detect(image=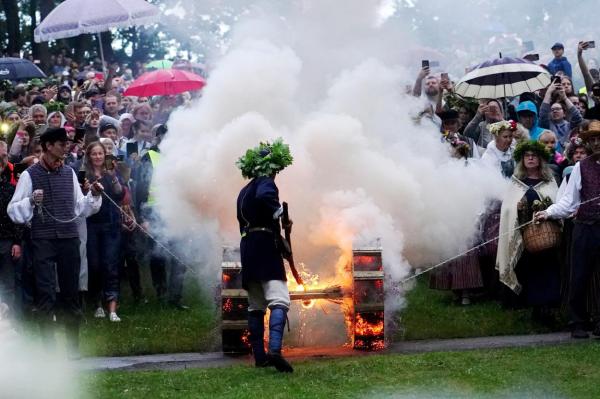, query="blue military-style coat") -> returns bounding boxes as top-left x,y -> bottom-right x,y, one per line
236,176 -> 286,288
